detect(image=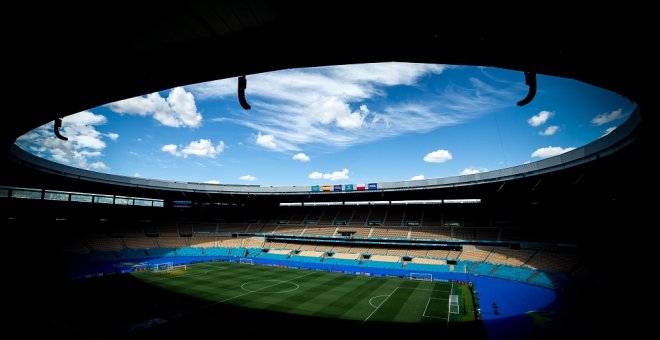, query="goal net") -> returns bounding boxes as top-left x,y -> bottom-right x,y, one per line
239,258 -> 254,265
409,272 -> 433,281
153,262 -> 173,272
449,295 -> 459,314
153,262 -> 188,273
